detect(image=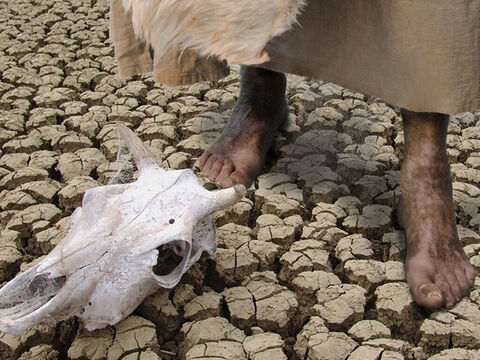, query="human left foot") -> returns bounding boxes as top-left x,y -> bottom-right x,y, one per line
398,110 -> 476,309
